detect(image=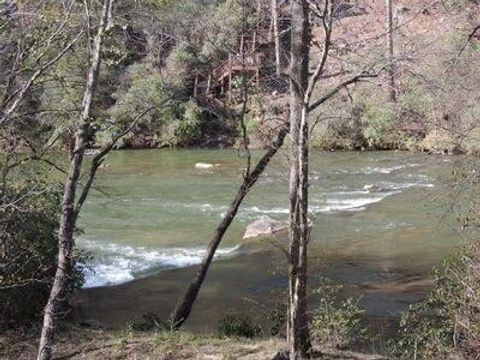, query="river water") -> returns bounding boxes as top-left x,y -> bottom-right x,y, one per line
76,149 -> 460,328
